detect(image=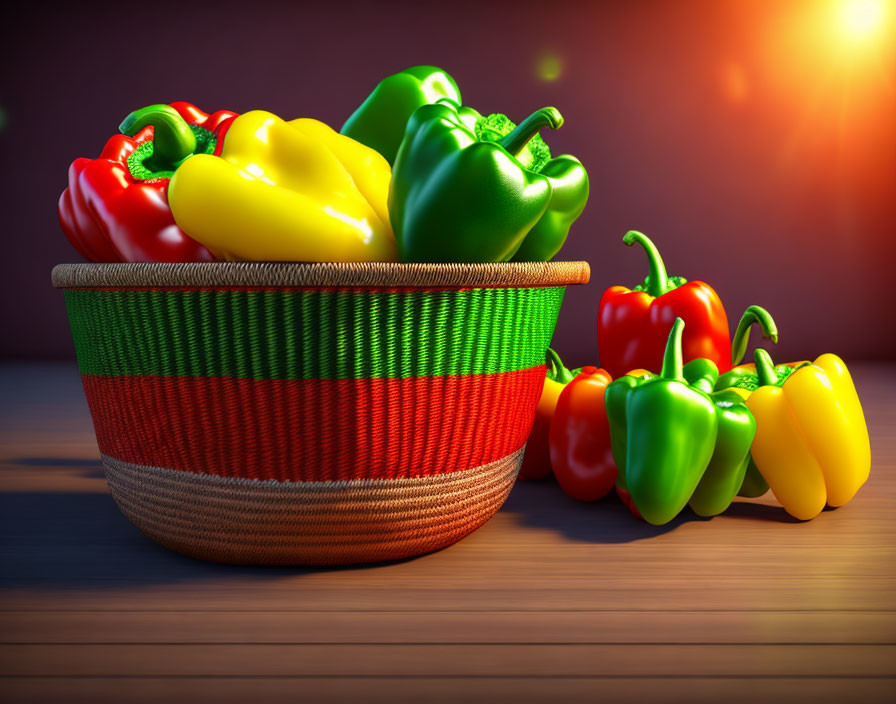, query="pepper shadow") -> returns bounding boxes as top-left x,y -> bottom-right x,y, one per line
0,490 -> 418,589
722,499 -> 804,523
499,478 -> 702,543
501,477 -> 803,541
